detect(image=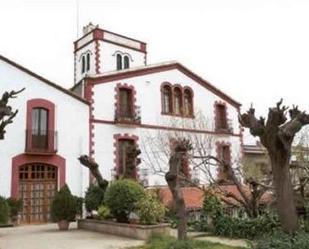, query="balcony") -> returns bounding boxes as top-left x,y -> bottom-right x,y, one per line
25,130 -> 58,154
114,106 -> 141,126
215,119 -> 234,134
